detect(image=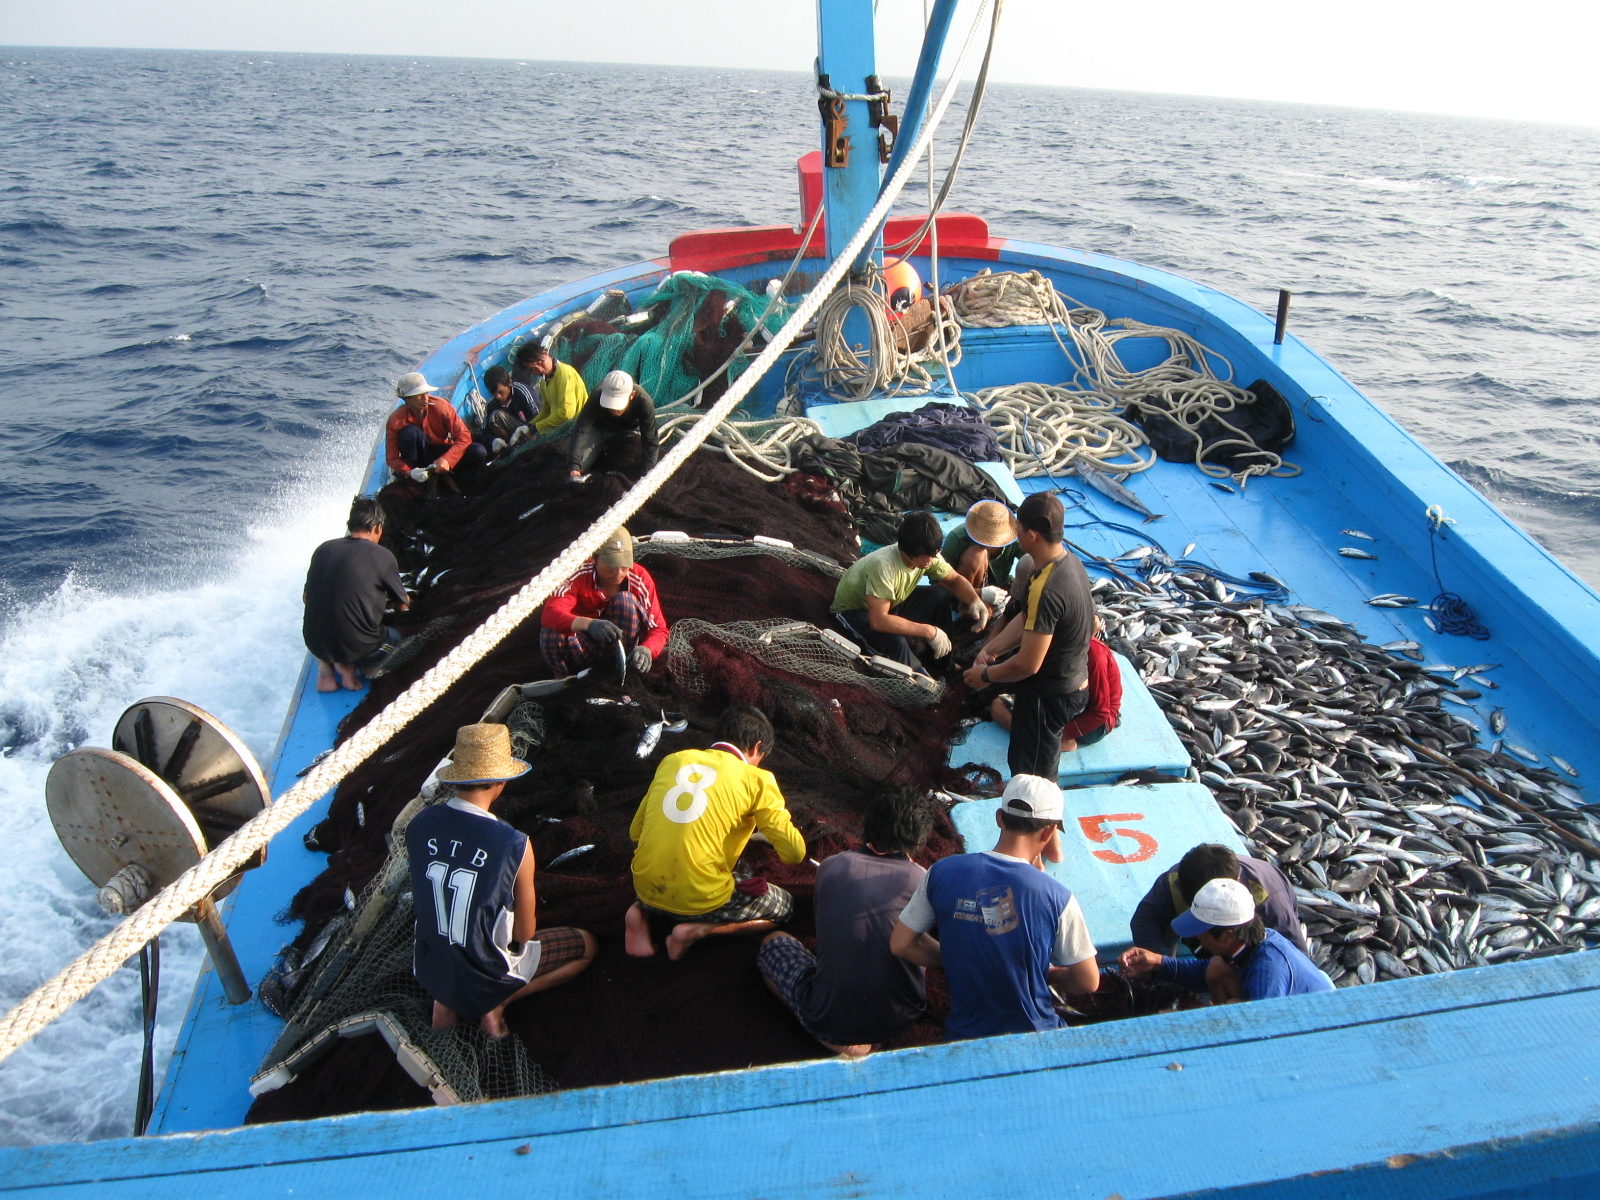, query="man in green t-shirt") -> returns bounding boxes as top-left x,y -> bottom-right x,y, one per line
941,499 -> 1020,596
831,512 -> 988,673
